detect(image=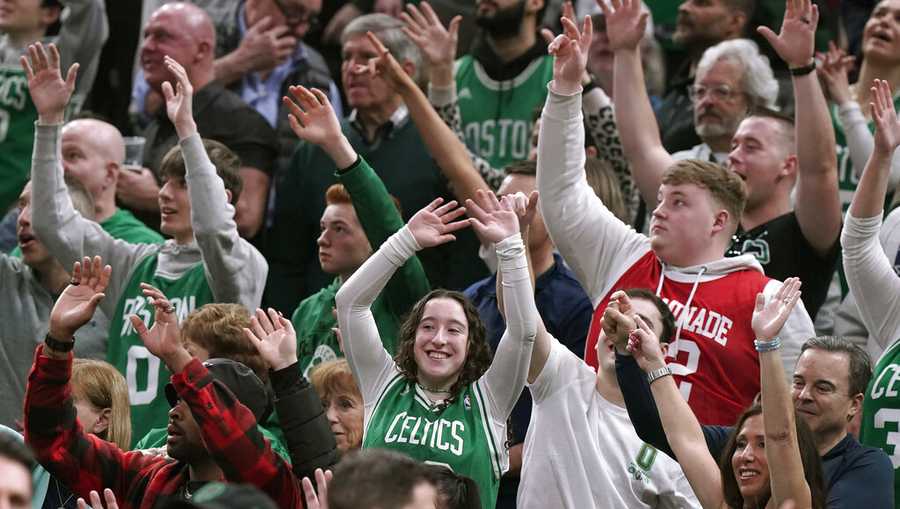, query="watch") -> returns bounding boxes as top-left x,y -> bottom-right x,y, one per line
646,366 -> 672,384
44,333 -> 75,352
